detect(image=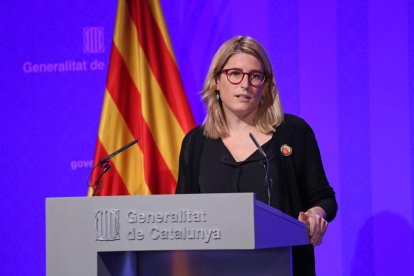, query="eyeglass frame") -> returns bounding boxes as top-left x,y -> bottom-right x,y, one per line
217,68 -> 267,87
